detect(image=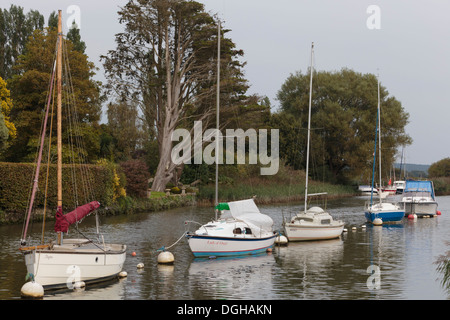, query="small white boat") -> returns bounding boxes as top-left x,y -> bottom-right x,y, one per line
187,199 -> 277,257
393,180 -> 405,194
400,180 -> 438,216
22,239 -> 126,289
19,11 -> 126,291
283,206 -> 344,241
186,23 -> 276,258
282,43 -> 344,242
